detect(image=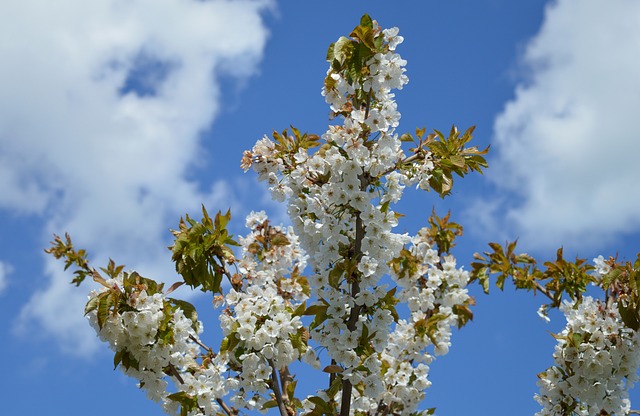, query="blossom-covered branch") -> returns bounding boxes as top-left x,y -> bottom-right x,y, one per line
46,13 -> 637,416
